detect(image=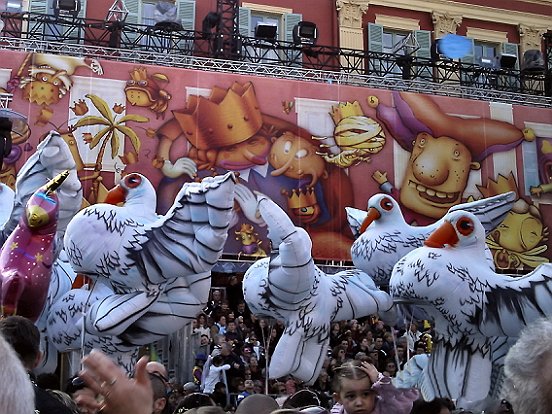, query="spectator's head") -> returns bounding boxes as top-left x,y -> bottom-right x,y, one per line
174,392 -> 215,411
183,381 -> 199,395
244,379 -> 255,393
410,398 -> 455,414
235,394 -> 279,414
212,355 -> 224,367
332,360 -> 377,414
282,389 -> 322,409
503,316 -> 552,414
200,334 -> 210,346
211,289 -> 222,302
213,381 -> 226,394
0,315 -> 41,370
0,333 -> 36,414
